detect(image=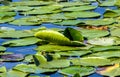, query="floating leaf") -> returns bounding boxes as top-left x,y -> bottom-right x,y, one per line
0,12 -> 16,17
57,50 -> 91,56
59,66 -> 95,76
96,64 -> 120,77
7,70 -> 28,77
80,29 -> 109,39
64,27 -> 84,42
9,16 -> 42,26
39,59 -> 70,69
84,18 -> 115,26
71,57 -> 111,66
111,28 -> 120,37
0,16 -> 14,23
64,11 -> 100,18
62,5 -> 97,12
88,37 -> 114,46
0,30 -> 34,38
0,66 -> 6,73
12,6 -> 34,11
87,51 -> 120,58
100,0 -> 115,6
13,64 -> 57,74
0,46 -> 6,51
0,6 -> 13,12
10,1 -> 54,6
36,45 -> 81,52
2,37 -> 40,46
90,46 -> 120,52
